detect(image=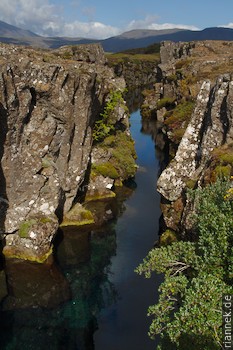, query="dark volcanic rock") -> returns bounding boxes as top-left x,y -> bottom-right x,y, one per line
0,43 -> 131,261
